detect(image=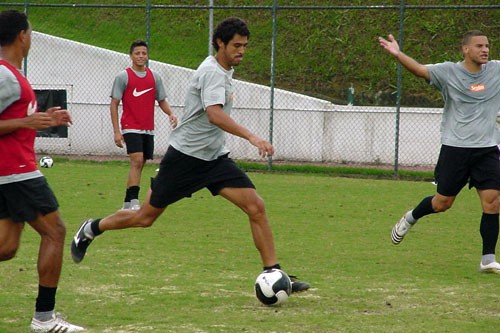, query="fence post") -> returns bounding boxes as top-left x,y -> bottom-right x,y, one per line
23,0 -> 30,76
145,0 -> 152,54
208,0 -> 214,56
393,0 -> 406,177
267,0 -> 278,171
